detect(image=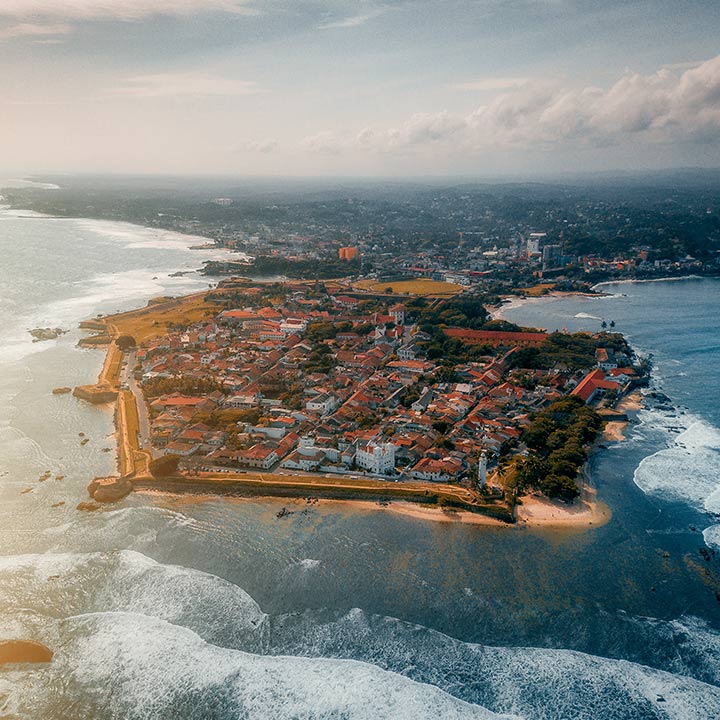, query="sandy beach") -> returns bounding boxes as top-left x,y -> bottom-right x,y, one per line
515,486 -> 611,529
602,391 -> 644,442
137,484 -> 612,530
